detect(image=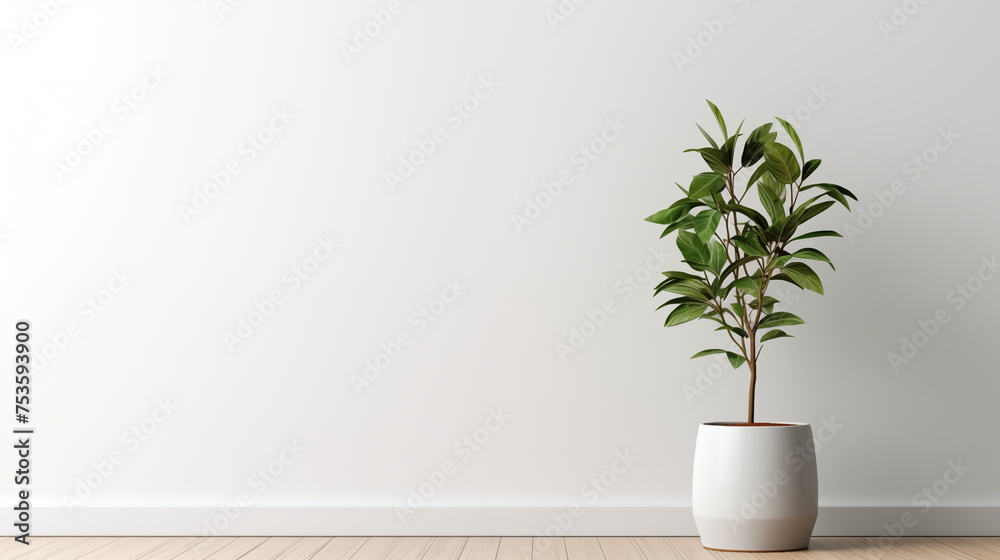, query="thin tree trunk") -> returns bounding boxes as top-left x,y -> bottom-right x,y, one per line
747,338 -> 757,423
